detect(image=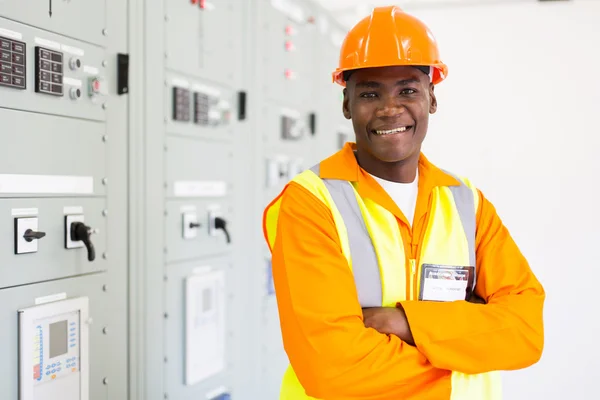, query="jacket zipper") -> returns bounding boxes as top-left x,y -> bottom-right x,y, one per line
409,259 -> 416,300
